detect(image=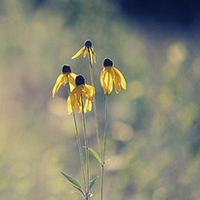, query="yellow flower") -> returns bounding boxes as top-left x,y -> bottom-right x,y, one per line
100,58 -> 127,94
52,65 -> 76,97
67,74 -> 95,114
71,40 -> 96,64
